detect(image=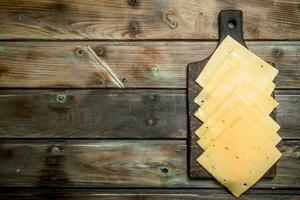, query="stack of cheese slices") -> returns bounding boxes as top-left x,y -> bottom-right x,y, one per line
194,36 -> 282,197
